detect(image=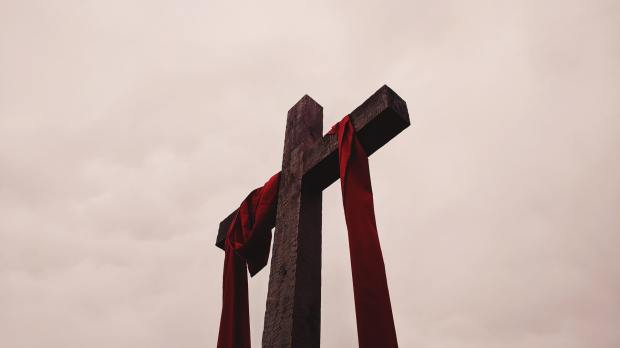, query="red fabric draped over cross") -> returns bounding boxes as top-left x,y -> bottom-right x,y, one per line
217,116 -> 398,348
217,173 -> 280,348
329,115 -> 398,348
